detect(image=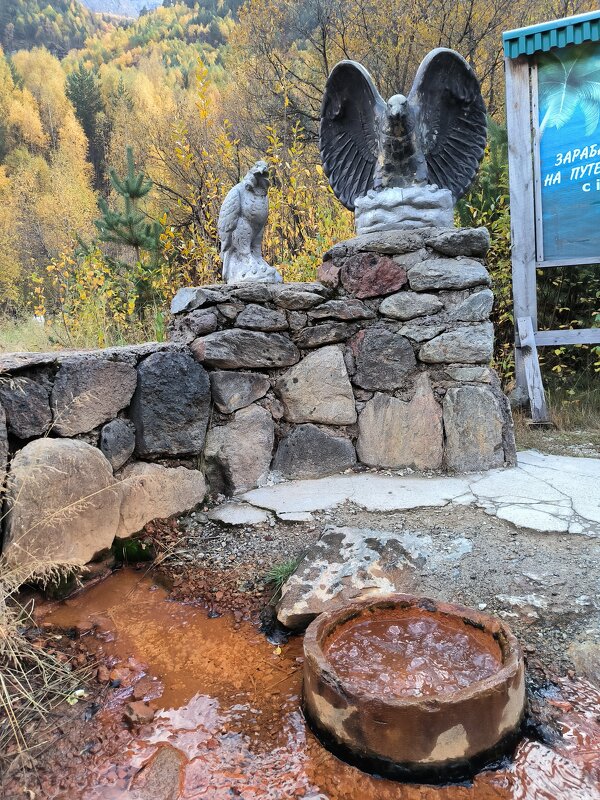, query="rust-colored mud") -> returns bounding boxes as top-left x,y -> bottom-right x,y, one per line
325,610 -> 502,698
41,569 -> 600,800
